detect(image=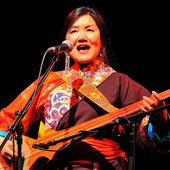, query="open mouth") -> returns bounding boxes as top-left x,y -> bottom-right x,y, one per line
77,45 -> 90,51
